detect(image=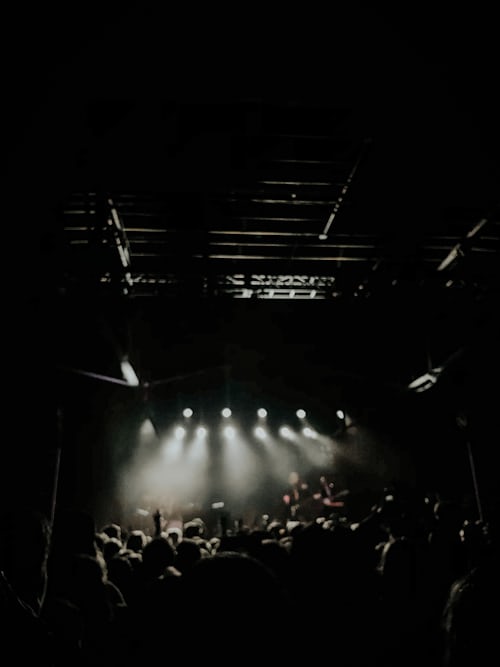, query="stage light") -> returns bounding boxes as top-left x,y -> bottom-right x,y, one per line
296,409 -> 306,419
302,426 -> 318,438
174,426 -> 186,440
212,501 -> 225,509
408,368 -> 442,392
196,426 -> 207,438
279,426 -> 294,440
223,425 -> 236,439
257,408 -> 267,418
222,408 -> 232,418
120,358 -> 140,386
336,409 -> 345,420
254,426 -> 267,440
183,408 -> 193,418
